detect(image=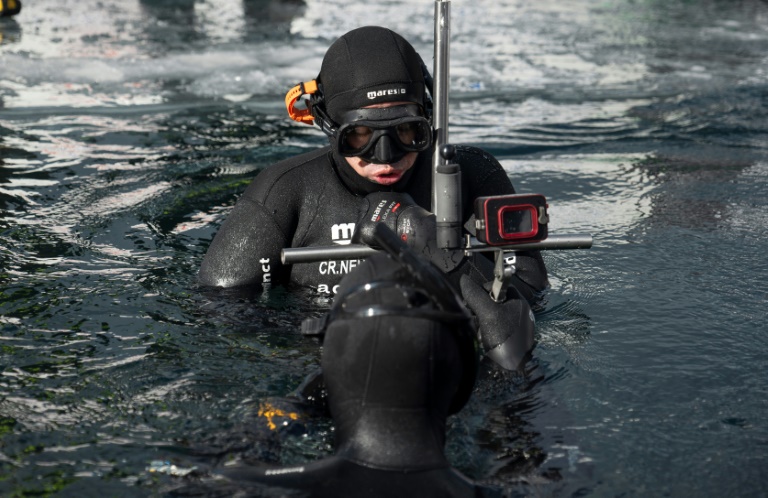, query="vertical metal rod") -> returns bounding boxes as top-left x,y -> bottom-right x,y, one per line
432,0 -> 462,249
432,0 -> 451,177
